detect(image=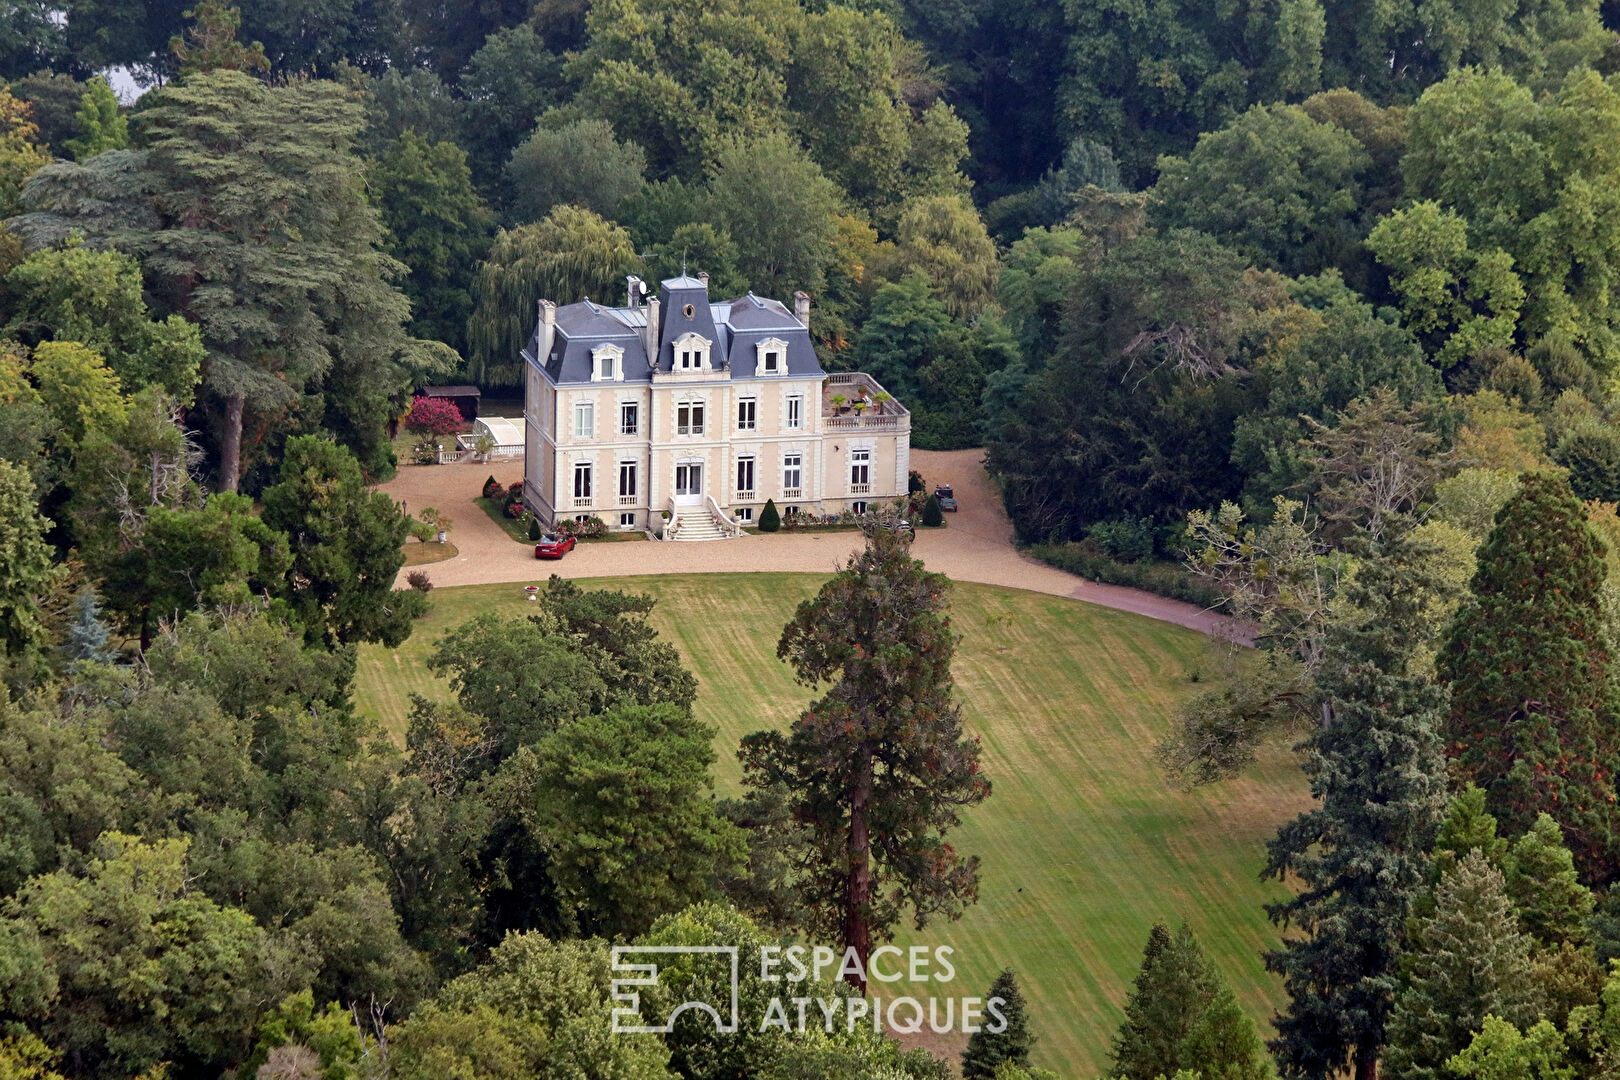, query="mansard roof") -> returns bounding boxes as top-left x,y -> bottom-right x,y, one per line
525,276 -> 824,385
